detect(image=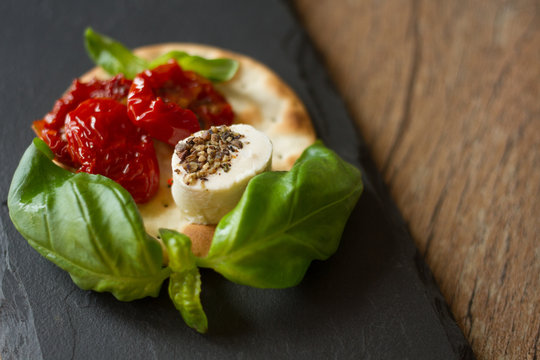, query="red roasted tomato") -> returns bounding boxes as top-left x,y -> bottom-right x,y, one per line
33,75 -> 133,166
65,98 -> 159,203
127,60 -> 233,146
